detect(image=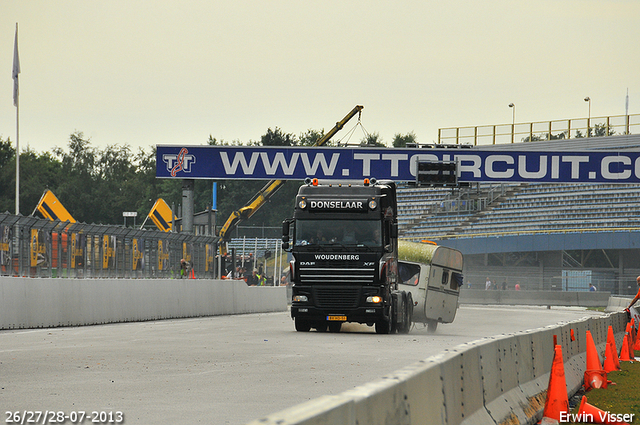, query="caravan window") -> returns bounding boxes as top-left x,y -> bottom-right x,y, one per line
398,262 -> 421,286
451,272 -> 463,290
